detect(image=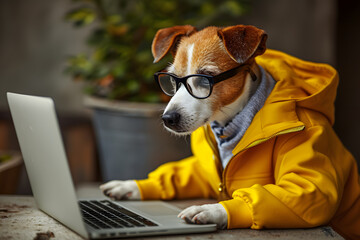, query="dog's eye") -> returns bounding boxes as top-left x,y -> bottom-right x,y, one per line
198,77 -> 210,87
158,74 -> 178,96
186,76 -> 211,98
188,76 -> 210,87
